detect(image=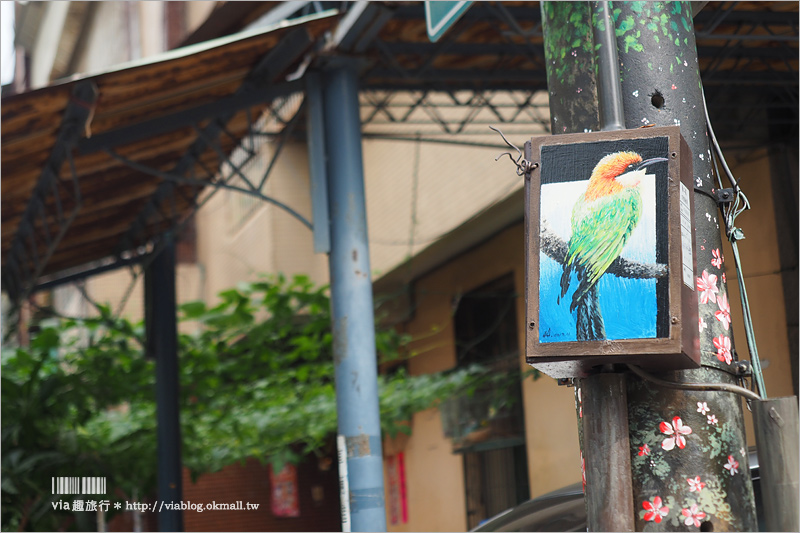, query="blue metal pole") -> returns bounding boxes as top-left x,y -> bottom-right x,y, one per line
146,233 -> 184,532
319,63 -> 387,532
